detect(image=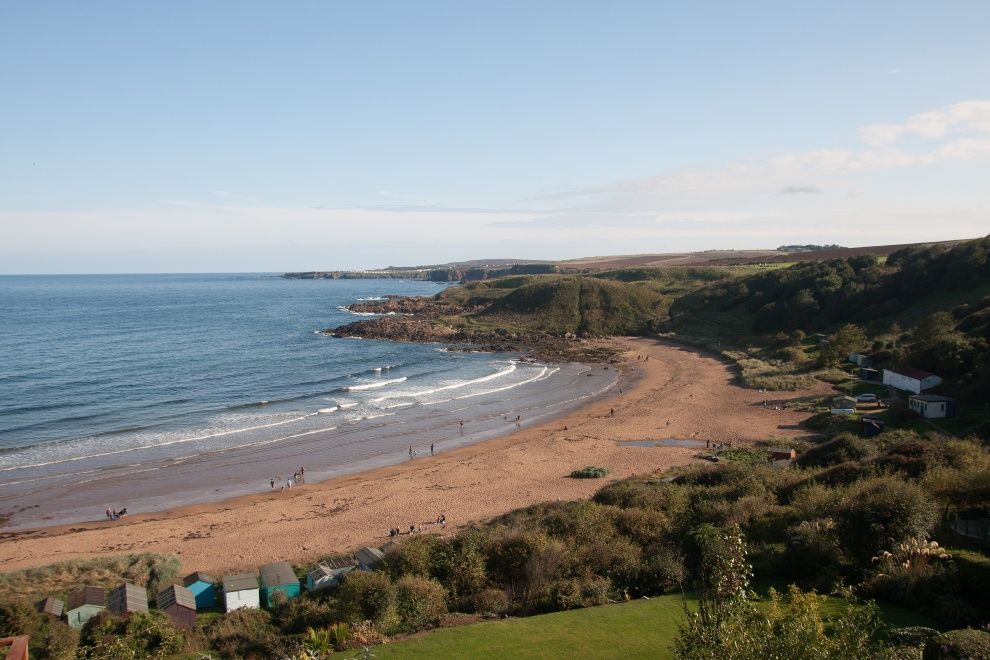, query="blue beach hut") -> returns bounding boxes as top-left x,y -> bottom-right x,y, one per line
260,562 -> 301,608
183,572 -> 217,609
